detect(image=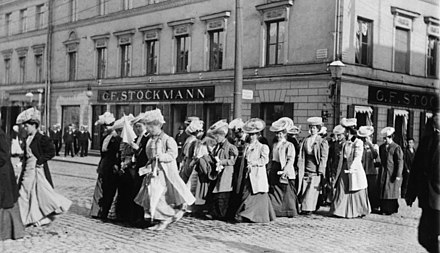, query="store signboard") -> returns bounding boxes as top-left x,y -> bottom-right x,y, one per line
368,86 -> 437,109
